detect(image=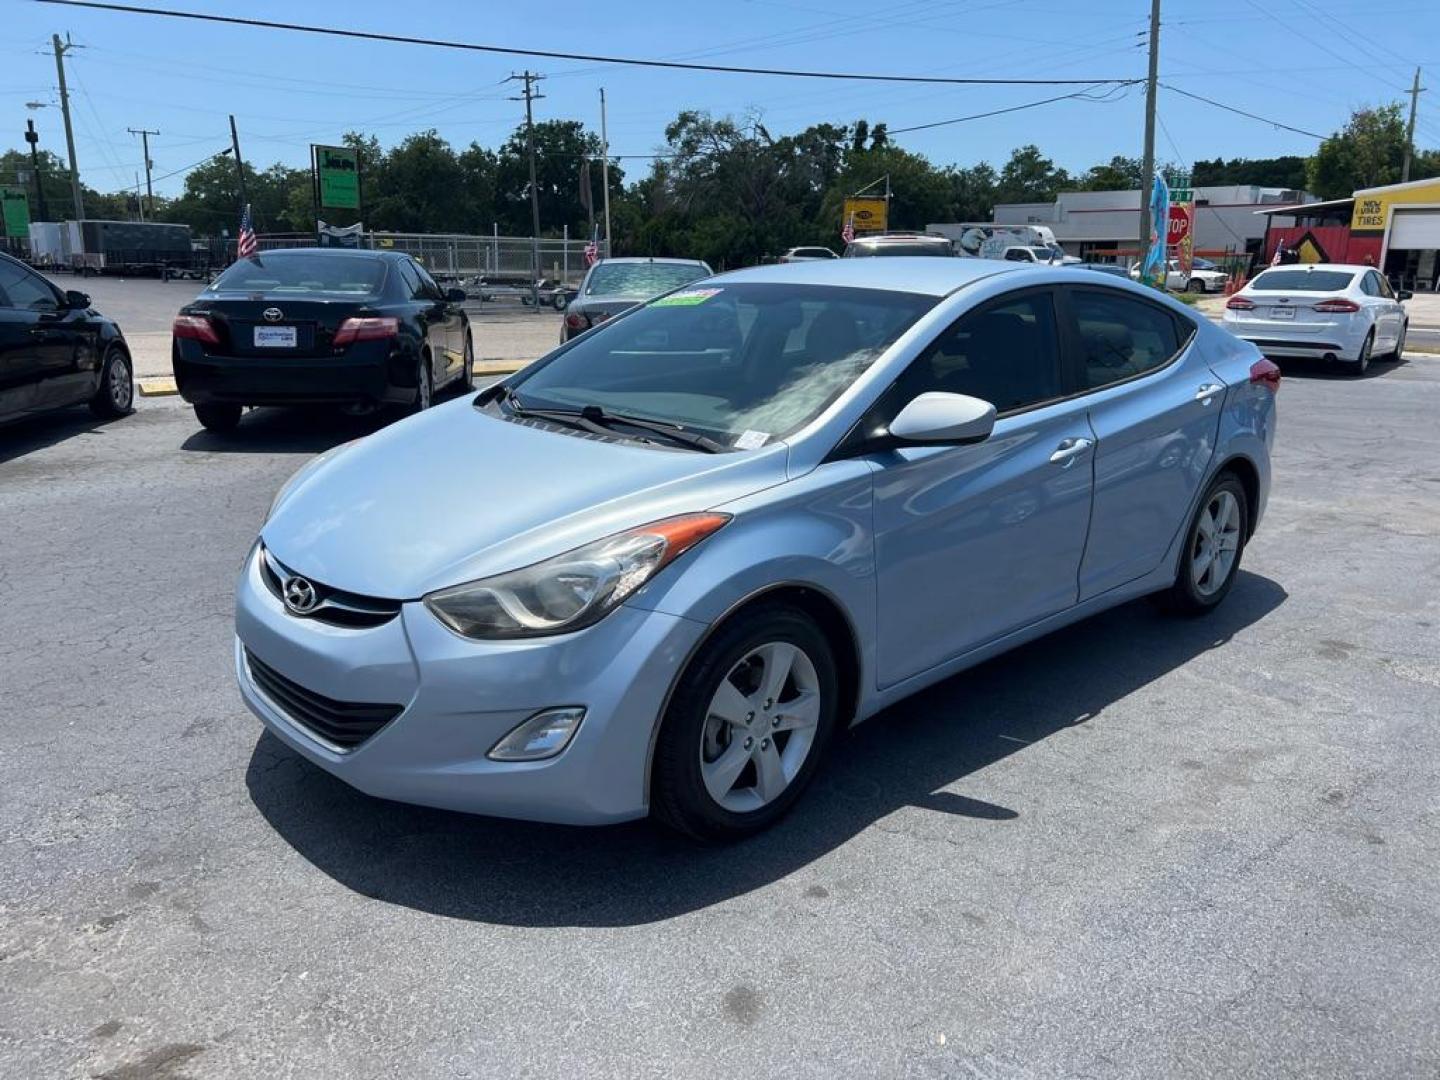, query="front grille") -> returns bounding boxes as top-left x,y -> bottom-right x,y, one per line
244,648 -> 402,750
258,547 -> 400,628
